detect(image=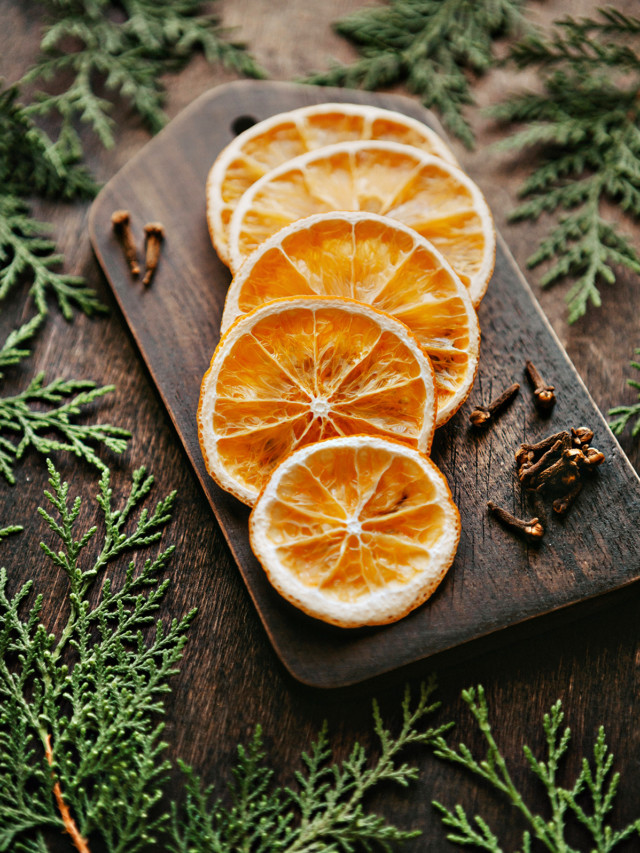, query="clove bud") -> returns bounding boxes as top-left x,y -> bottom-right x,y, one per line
111,210 -> 140,277
525,361 -> 556,413
142,222 -> 165,286
514,426 -> 605,518
582,446 -> 605,468
487,501 -> 544,543
571,427 -> 594,447
470,382 -> 520,428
